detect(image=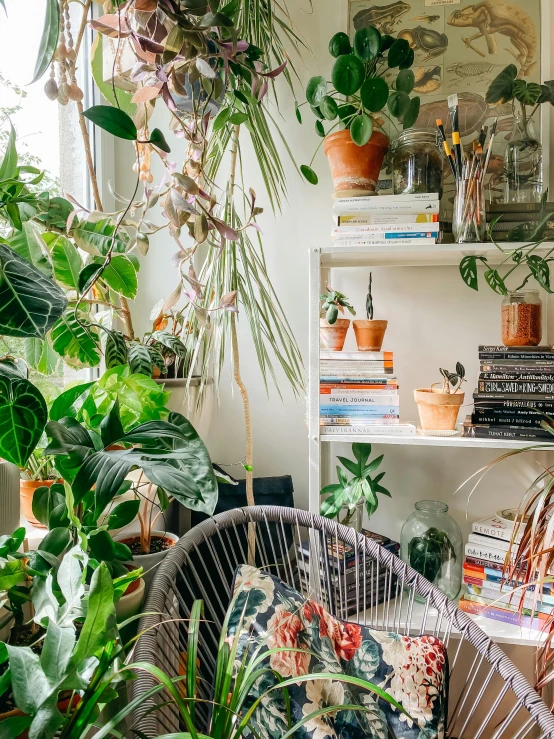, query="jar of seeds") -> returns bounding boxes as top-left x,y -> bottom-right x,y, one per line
501,290 -> 542,347
391,128 -> 443,198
